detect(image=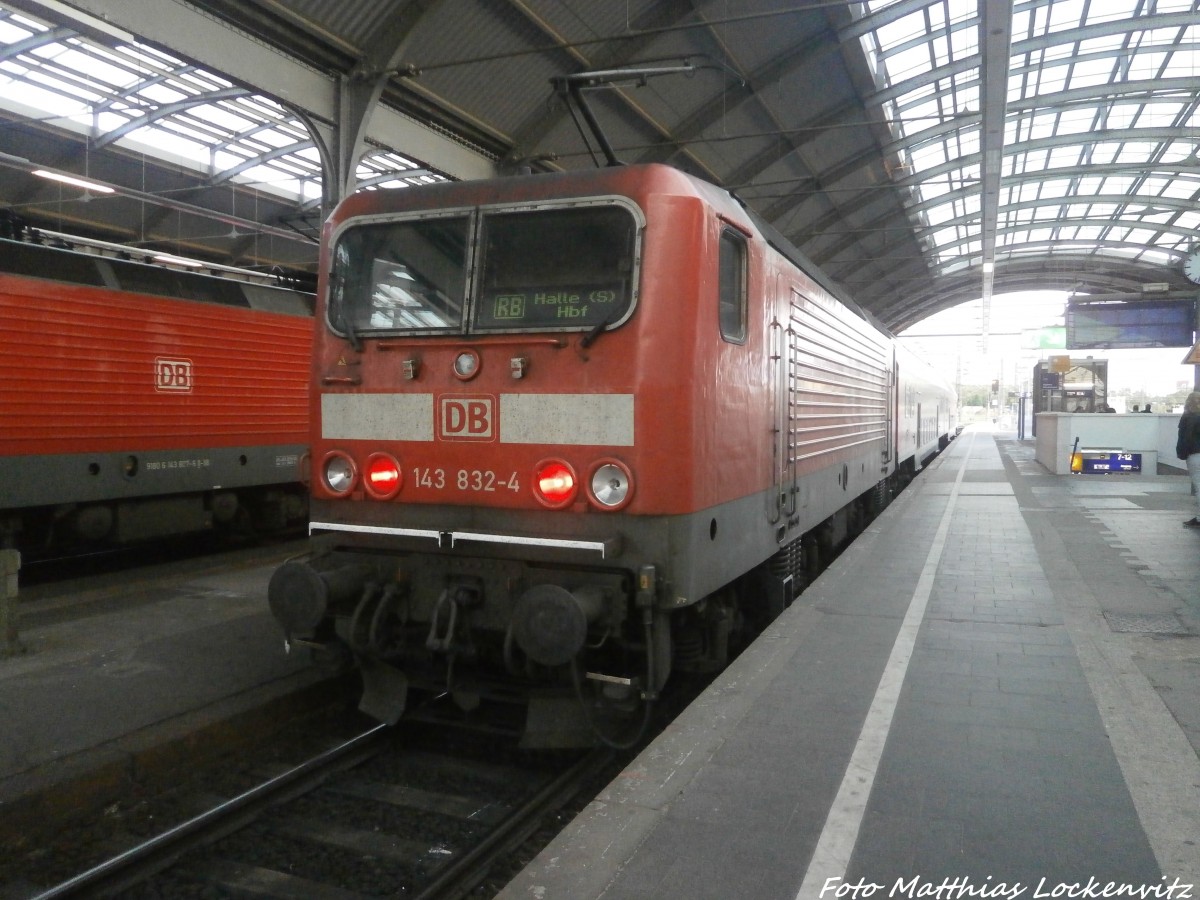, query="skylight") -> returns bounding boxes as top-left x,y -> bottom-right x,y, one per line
855,0 -> 1200,280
